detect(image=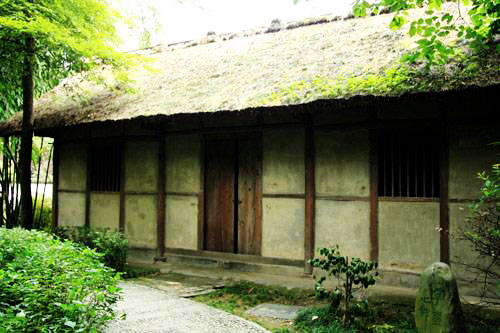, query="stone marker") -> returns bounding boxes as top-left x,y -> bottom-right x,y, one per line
415,262 -> 466,333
